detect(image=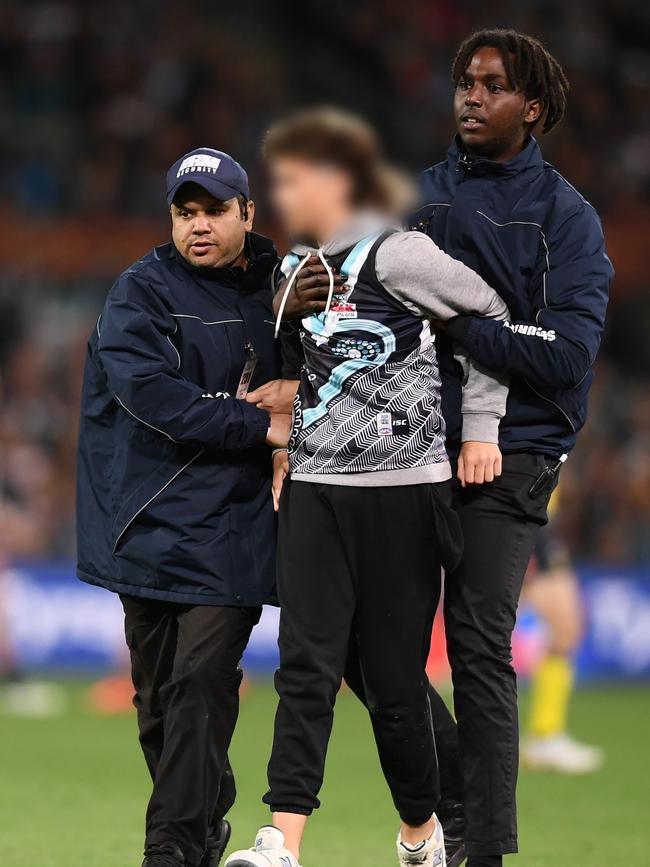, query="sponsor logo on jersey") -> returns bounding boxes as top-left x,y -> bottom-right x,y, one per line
504,321 -> 556,341
329,300 -> 357,319
376,412 -> 393,436
376,412 -> 410,436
